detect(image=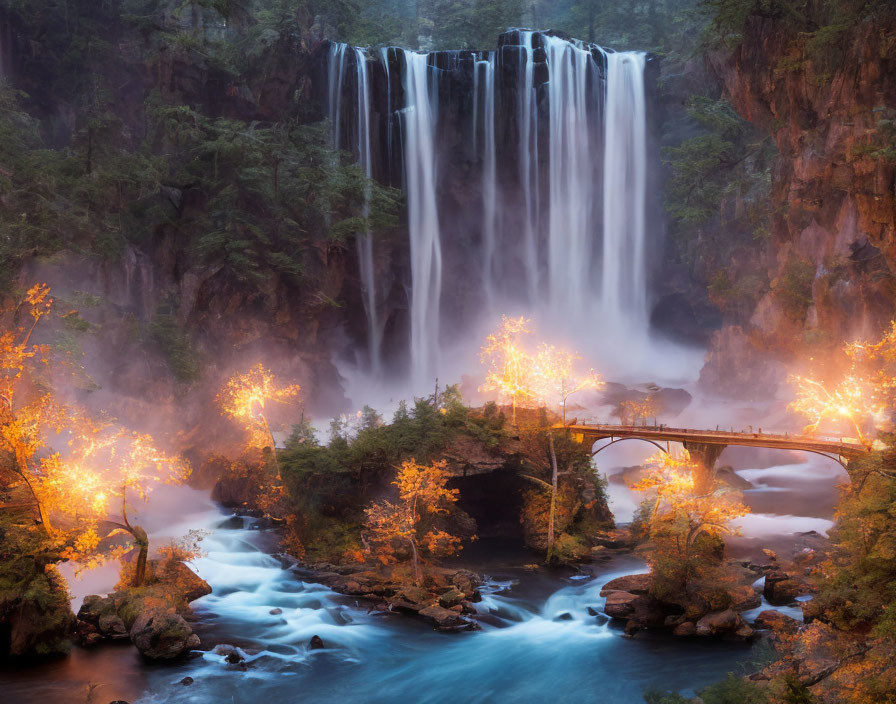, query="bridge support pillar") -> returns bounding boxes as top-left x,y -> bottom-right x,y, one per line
682,442 -> 726,494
